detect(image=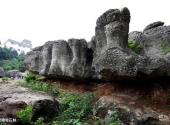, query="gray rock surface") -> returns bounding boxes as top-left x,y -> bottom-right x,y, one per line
143,21 -> 164,31
94,96 -> 169,125
6,70 -> 19,78
0,67 -> 5,77
32,99 -> 59,122
6,70 -> 24,79
26,7 -> 170,80
26,39 -> 94,79
0,80 -> 59,122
